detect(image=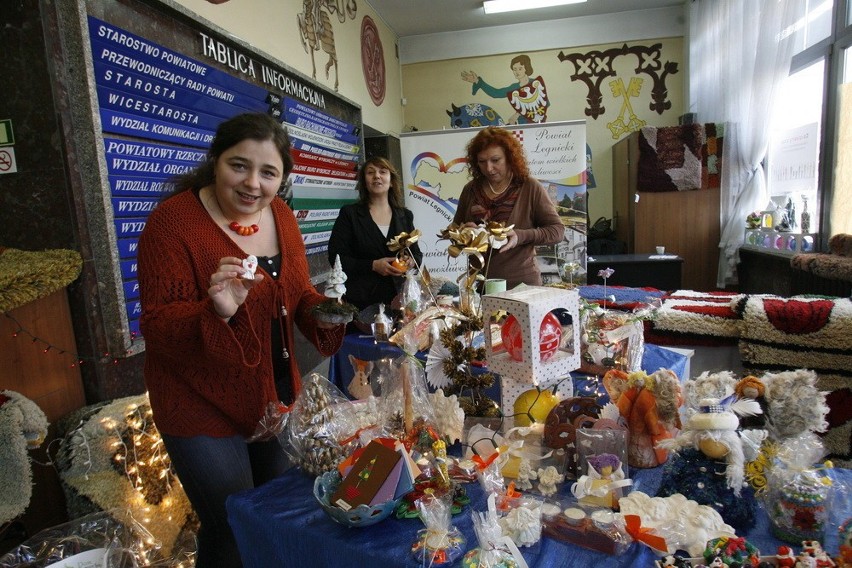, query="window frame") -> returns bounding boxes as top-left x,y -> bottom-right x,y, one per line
796,0 -> 852,250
